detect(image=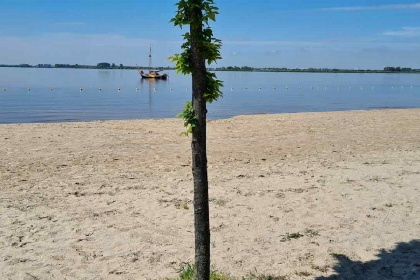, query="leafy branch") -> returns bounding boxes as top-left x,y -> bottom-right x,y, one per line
169,0 -> 223,135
